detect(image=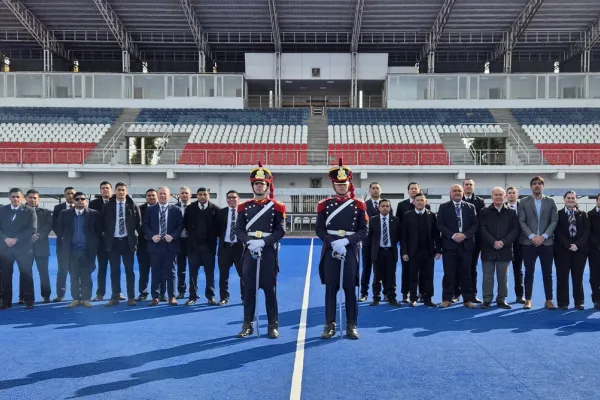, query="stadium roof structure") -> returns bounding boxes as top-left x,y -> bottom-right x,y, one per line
0,0 -> 599,66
